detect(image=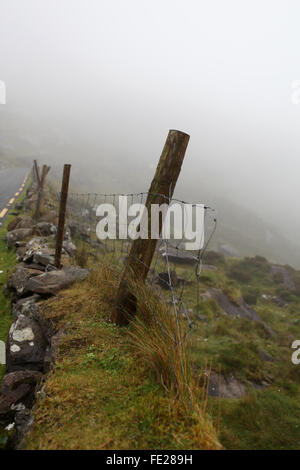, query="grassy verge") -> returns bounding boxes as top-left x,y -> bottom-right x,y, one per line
0,177 -> 32,448
0,179 -> 31,381
30,242 -> 300,449
26,264 -> 220,450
